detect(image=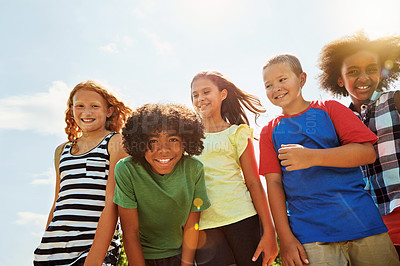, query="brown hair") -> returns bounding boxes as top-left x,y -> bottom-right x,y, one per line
191,71 -> 265,125
318,32 -> 400,97
263,54 -> 304,76
65,80 -> 132,142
